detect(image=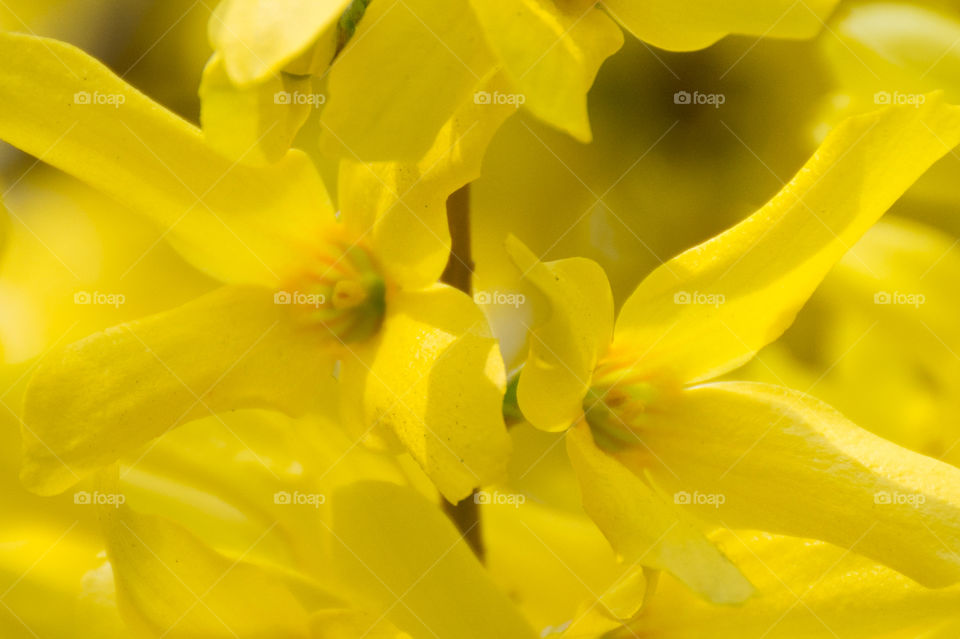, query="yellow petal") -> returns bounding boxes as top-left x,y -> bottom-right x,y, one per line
340,285 -> 510,503
309,610 -> 411,638
199,53 -> 315,165
21,286 -> 333,495
467,0 -> 622,141
339,75 -> 516,289
566,423 -> 754,605
629,530 -> 960,639
482,494 -> 642,627
807,217 -> 960,460
635,381 -> 960,588
330,481 -> 537,638
320,0 -> 497,161
209,0 -> 349,84
603,0 -> 840,51
506,235 -> 614,431
0,31 -> 334,286
103,503 -> 310,638
0,523 -> 122,638
611,94 -> 960,384
824,3 -> 960,106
